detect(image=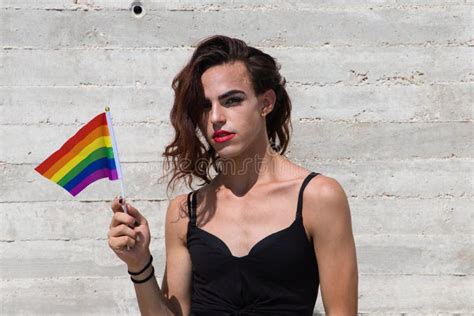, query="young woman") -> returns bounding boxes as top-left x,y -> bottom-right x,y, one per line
108,35 -> 358,315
